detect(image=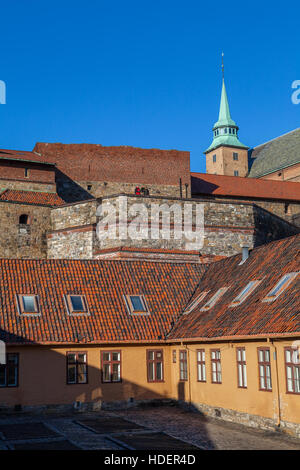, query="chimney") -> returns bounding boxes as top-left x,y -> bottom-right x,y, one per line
241,246 -> 249,263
